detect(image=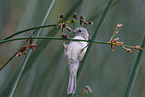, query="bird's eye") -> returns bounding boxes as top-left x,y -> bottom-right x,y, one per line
78,30 -> 82,32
